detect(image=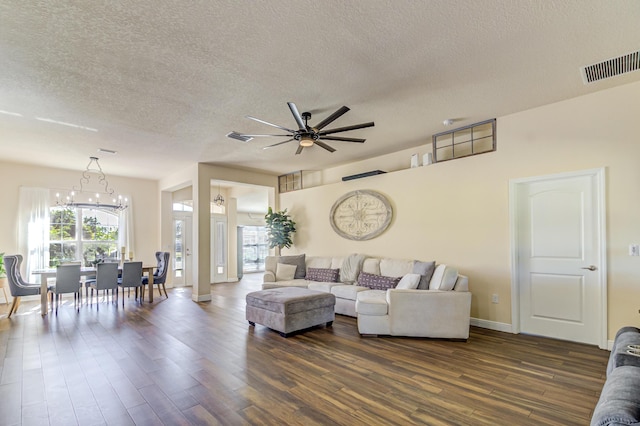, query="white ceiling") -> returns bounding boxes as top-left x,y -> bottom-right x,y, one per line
1,1 -> 640,180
